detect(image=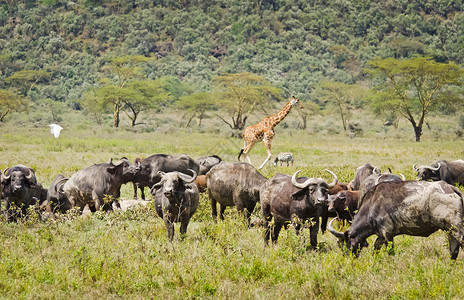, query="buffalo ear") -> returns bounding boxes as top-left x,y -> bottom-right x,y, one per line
291,189 -> 307,201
